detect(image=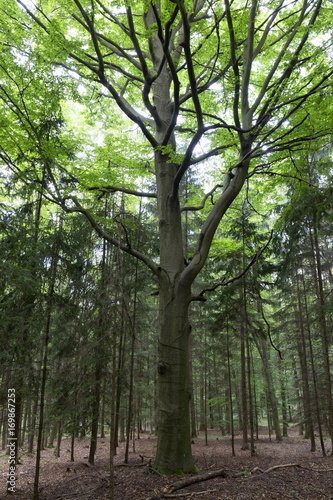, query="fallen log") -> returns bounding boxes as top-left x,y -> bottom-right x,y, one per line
163,469 -> 227,494
164,490 -> 217,498
114,461 -> 149,468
